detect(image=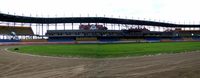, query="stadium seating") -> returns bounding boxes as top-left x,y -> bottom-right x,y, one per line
99,37 -> 120,42
0,39 -> 20,42
192,36 -> 200,40
0,26 -> 34,35
48,37 -> 75,42
121,38 -> 143,41
171,37 -> 183,41
145,38 -> 161,42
